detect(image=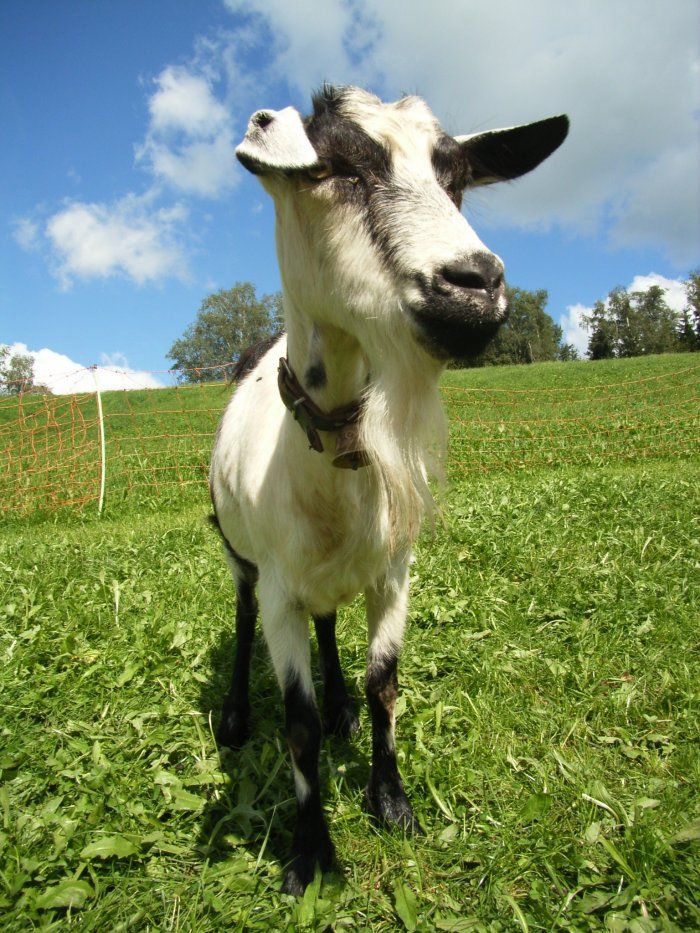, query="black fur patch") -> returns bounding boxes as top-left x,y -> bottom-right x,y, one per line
282,676 -> 334,894
313,614 -> 359,737
409,293 -> 505,361
431,132 -> 469,208
304,361 -> 327,390
304,89 -> 392,197
217,573 -> 257,749
231,332 -> 283,384
364,653 -> 423,833
466,115 -> 569,183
